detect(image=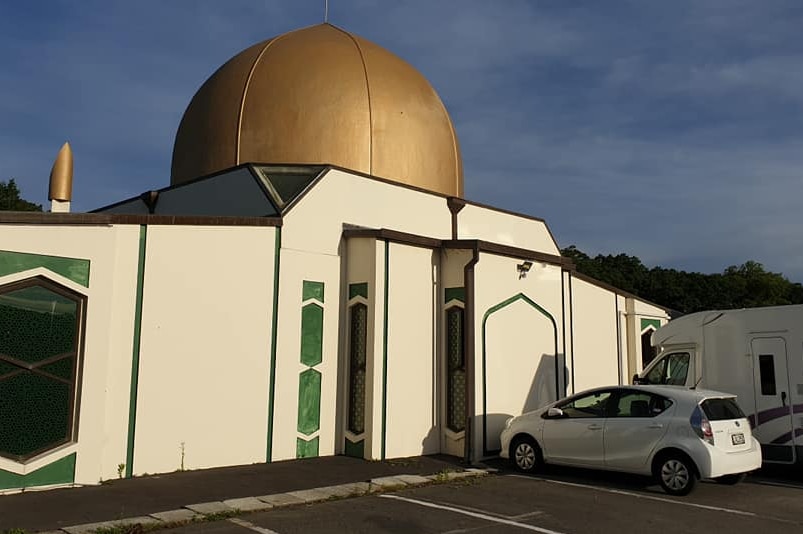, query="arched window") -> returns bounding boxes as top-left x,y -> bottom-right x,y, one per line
0,276 -> 85,462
